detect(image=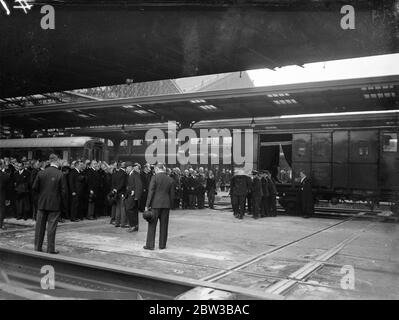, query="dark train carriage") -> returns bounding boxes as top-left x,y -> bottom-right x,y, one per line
290,129 -> 399,202
0,137 -> 105,161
